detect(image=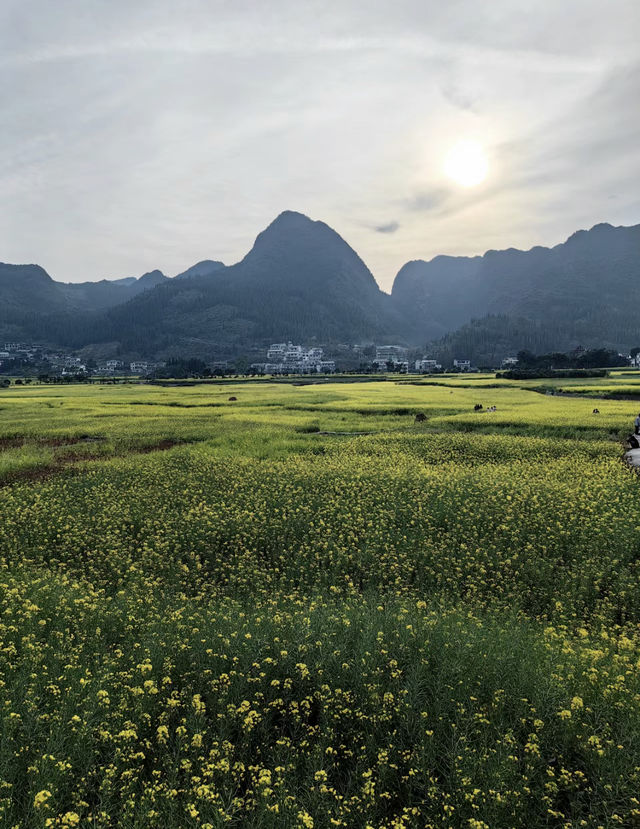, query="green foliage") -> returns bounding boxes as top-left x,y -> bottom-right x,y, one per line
515,349 -> 627,370
150,358 -> 212,379
498,368 -> 608,380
